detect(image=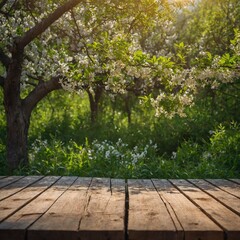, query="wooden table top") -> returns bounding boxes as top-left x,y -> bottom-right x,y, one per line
0,176 -> 239,240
